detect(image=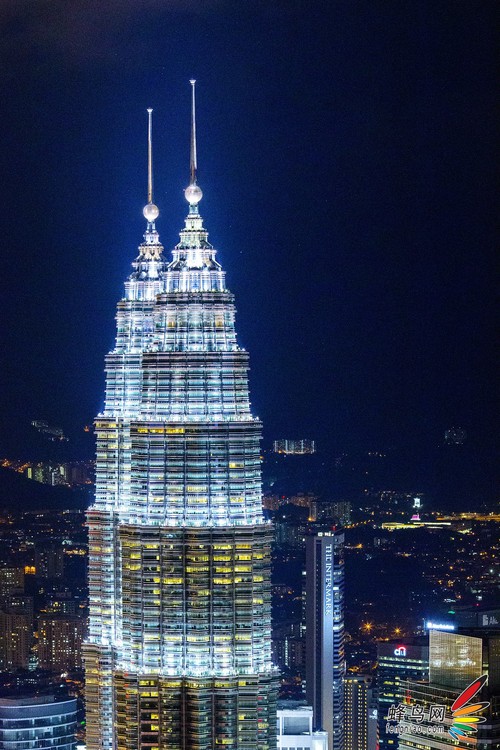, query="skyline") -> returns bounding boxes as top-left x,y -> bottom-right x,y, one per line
0,1 -> 497,458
